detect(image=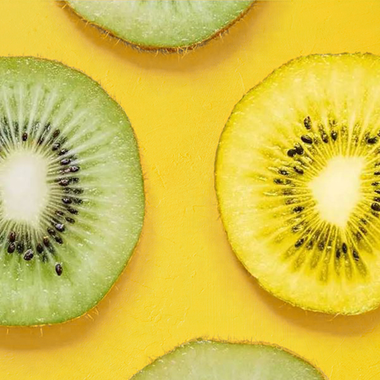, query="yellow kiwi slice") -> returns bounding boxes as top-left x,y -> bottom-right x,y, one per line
216,53 -> 380,315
